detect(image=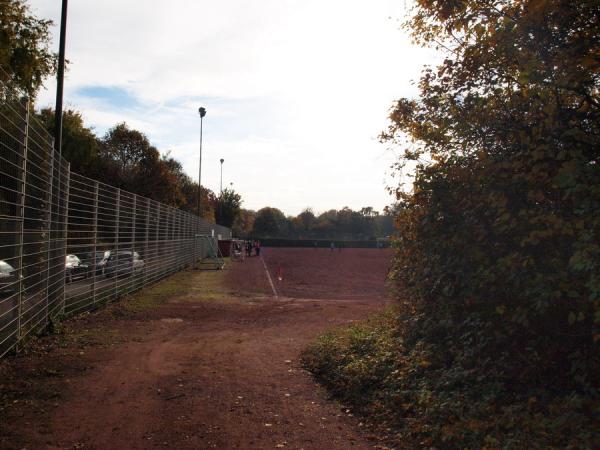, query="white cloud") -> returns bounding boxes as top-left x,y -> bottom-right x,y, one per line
29,0 -> 438,215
